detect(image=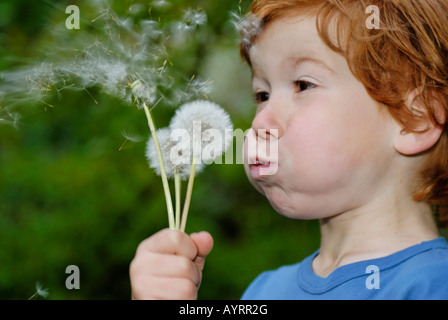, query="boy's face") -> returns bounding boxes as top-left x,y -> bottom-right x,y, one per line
244,16 -> 401,220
